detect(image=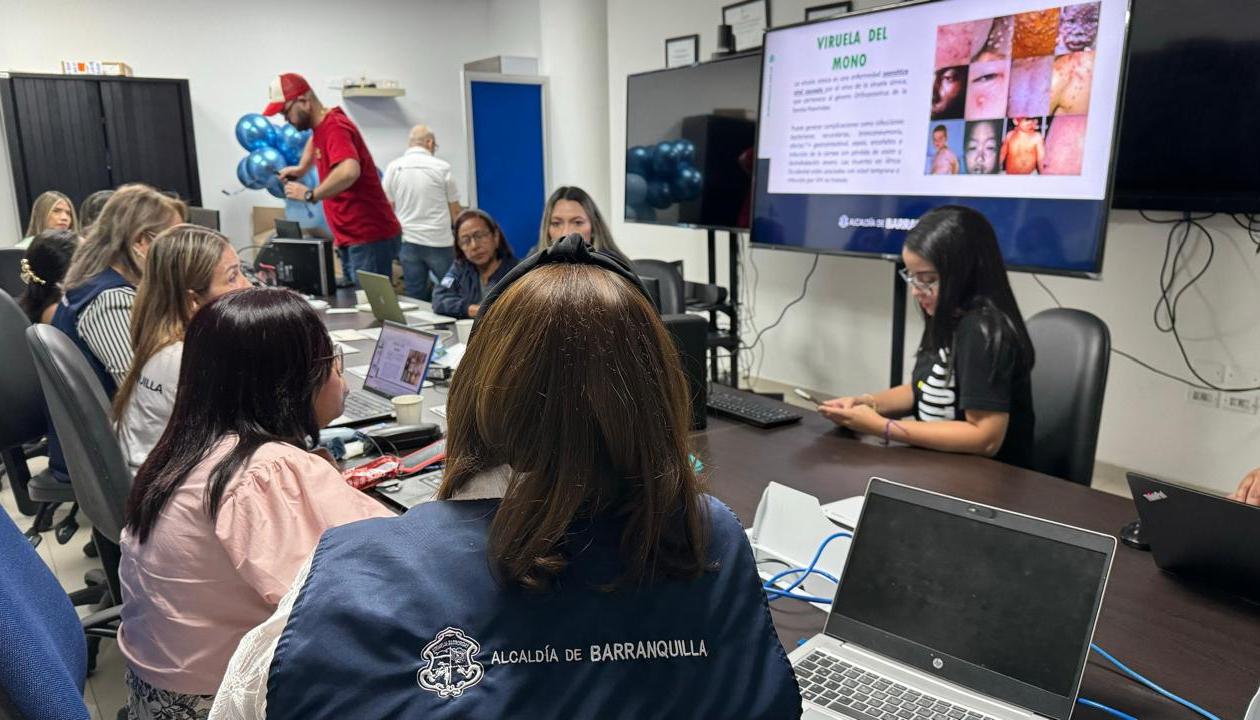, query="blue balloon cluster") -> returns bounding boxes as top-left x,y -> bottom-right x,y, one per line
233,113 -> 313,199
626,139 -> 703,221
